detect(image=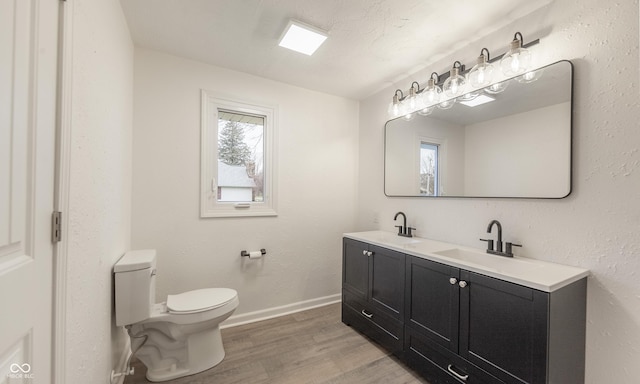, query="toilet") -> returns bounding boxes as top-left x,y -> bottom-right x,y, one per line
114,249 -> 239,382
